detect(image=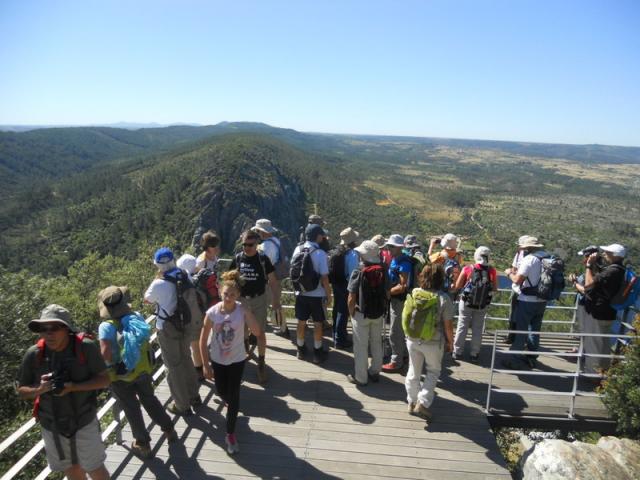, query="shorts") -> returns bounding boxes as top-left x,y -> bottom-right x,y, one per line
295,295 -> 326,323
239,293 -> 269,330
41,418 -> 106,473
